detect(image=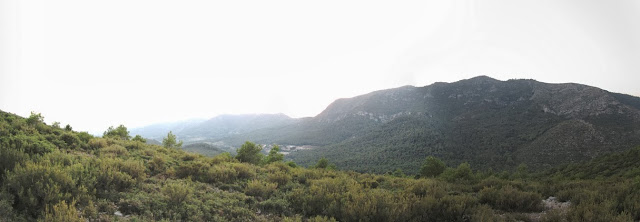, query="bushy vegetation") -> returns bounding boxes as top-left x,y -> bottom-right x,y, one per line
1,110 -> 639,221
